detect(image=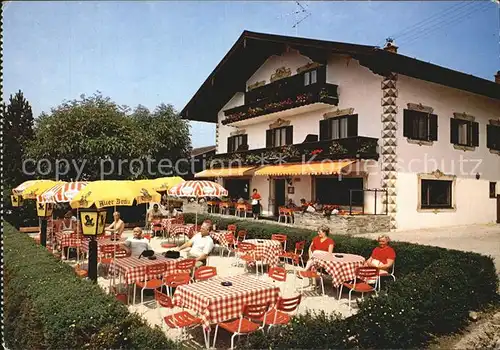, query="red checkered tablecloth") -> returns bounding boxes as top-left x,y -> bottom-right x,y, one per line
173,275 -> 280,330
210,230 -> 231,246
109,255 -> 180,285
243,239 -> 282,267
81,237 -> 125,253
55,232 -> 82,249
170,224 -> 197,239
310,251 -> 365,287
